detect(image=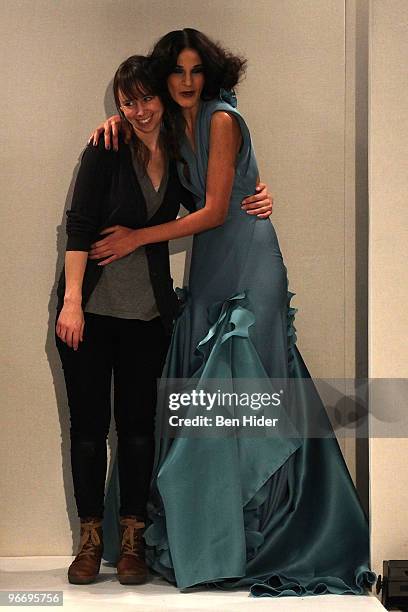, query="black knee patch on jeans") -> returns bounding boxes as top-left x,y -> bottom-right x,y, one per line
77,439 -> 99,458
71,432 -> 106,458
118,434 -> 154,447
